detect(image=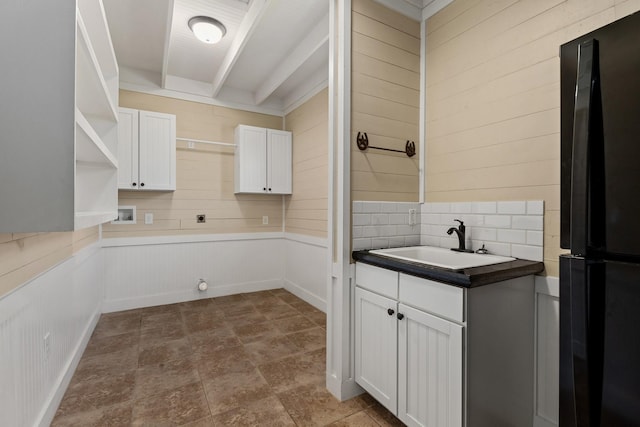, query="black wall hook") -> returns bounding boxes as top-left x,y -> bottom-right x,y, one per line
356,131 -> 416,157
